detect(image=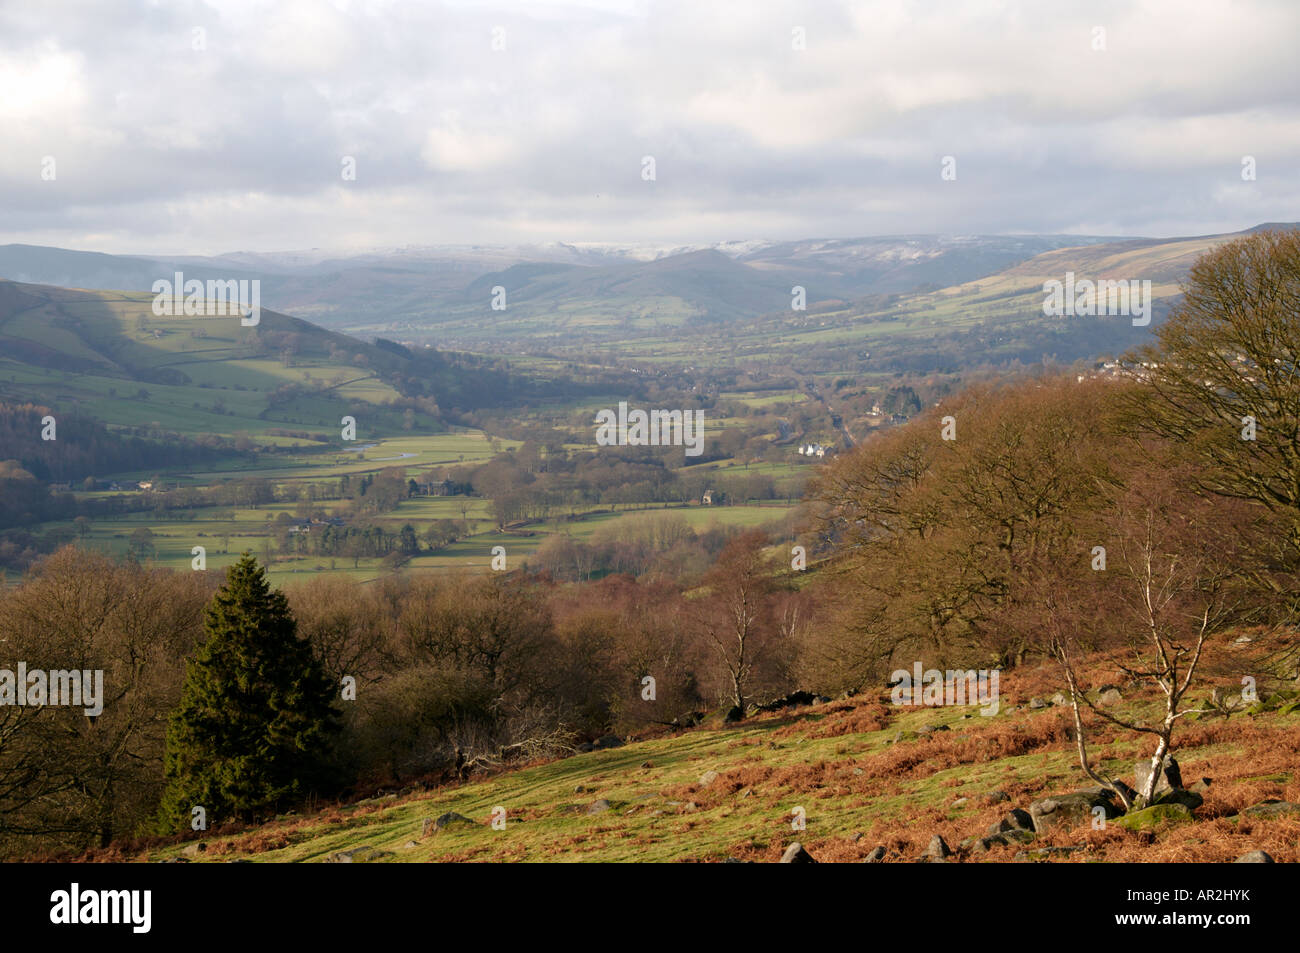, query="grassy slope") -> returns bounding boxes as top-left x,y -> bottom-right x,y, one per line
128,655 -> 1300,864
0,280 -> 425,439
